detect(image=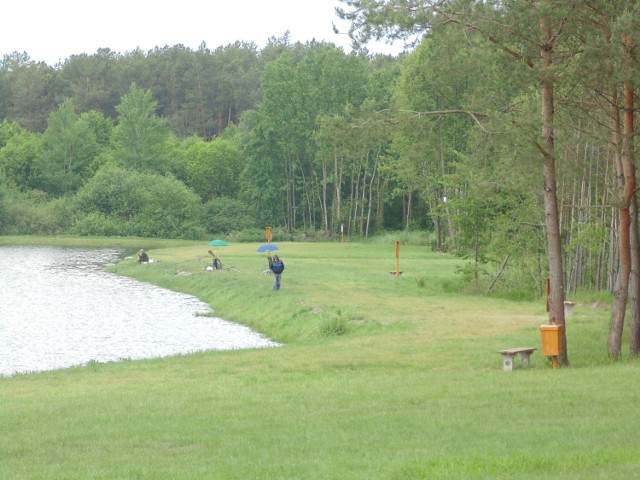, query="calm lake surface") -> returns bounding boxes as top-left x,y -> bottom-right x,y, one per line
0,246 -> 278,376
